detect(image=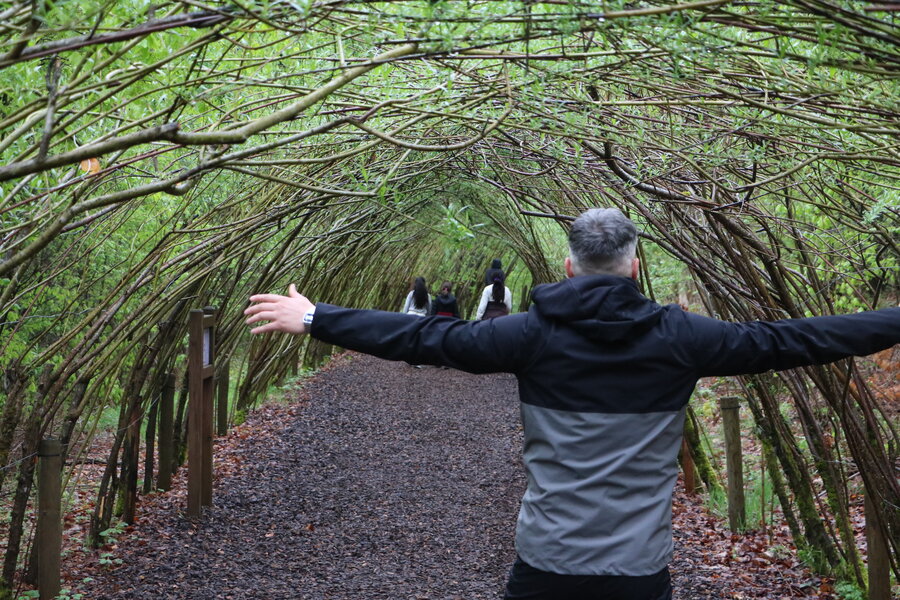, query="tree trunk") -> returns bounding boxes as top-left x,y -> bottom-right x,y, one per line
745,394 -> 807,552
87,403 -> 127,548
746,375 -> 841,572
683,405 -> 723,495
143,387 -> 158,495
172,371 -> 189,470
0,366 -> 27,495
58,379 -> 89,461
1,408 -> 40,588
